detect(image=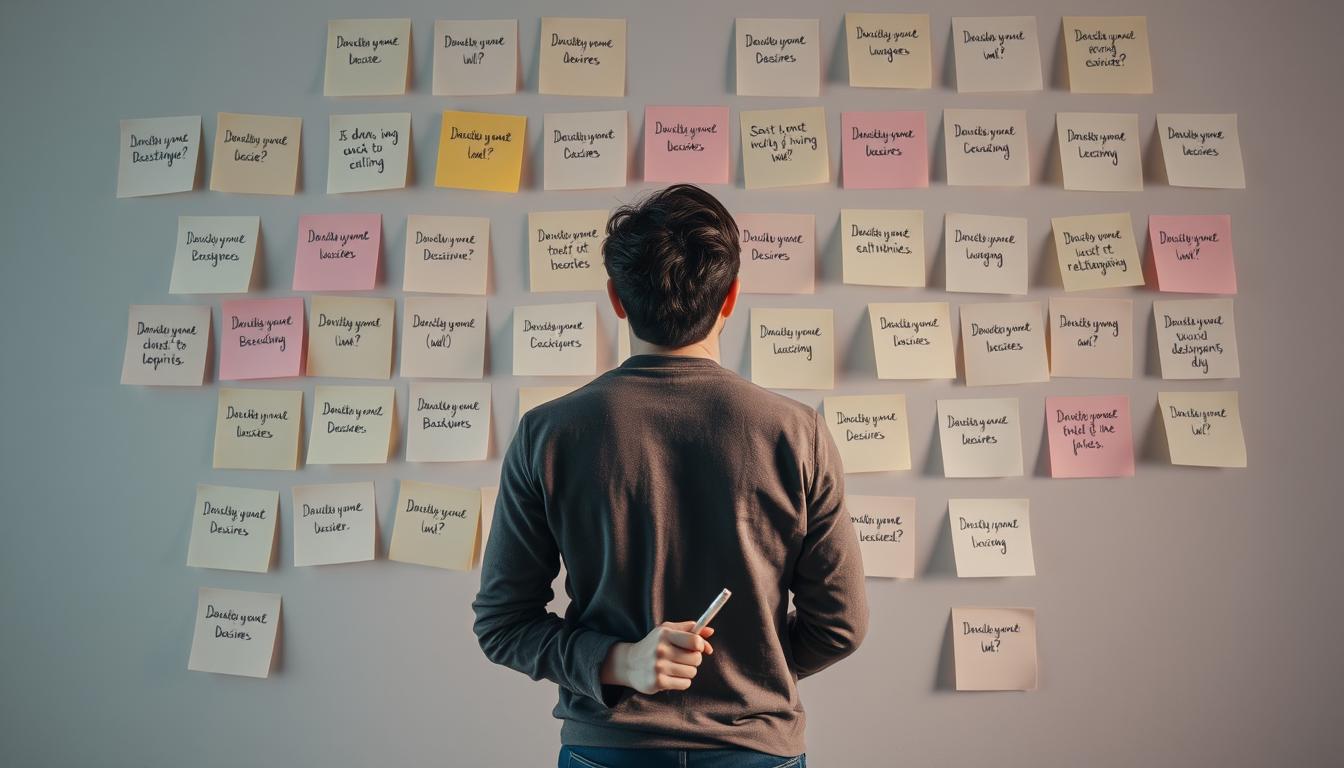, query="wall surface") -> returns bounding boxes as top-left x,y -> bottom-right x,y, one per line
2,1 -> 1342,766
